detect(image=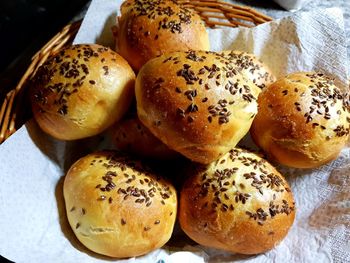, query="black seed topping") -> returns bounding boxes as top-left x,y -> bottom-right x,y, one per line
177,65 -> 198,84
186,51 -> 205,62
186,103 -> 198,113
184,89 -> 197,101
31,45 -> 119,116
102,65 -> 109,75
